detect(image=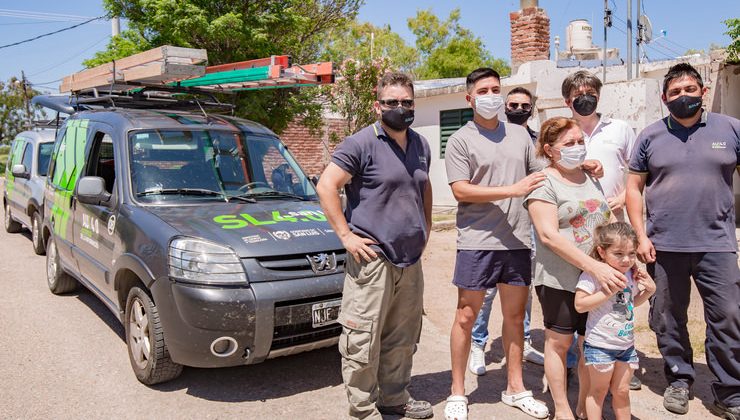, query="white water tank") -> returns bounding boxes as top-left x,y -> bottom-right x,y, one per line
566,19 -> 592,51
